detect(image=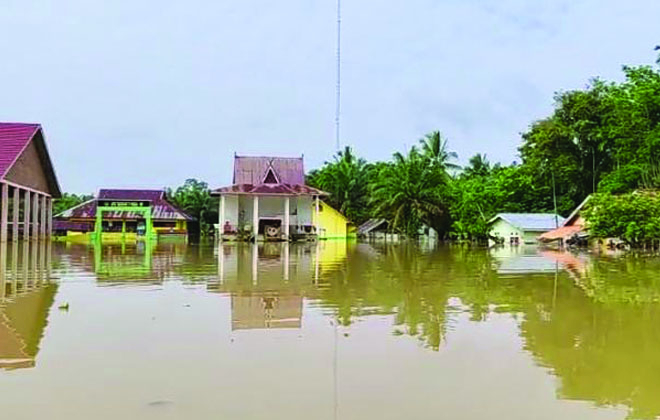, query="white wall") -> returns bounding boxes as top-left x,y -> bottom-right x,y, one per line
296,196 -> 313,226
222,195 -> 239,228
234,195 -> 315,230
